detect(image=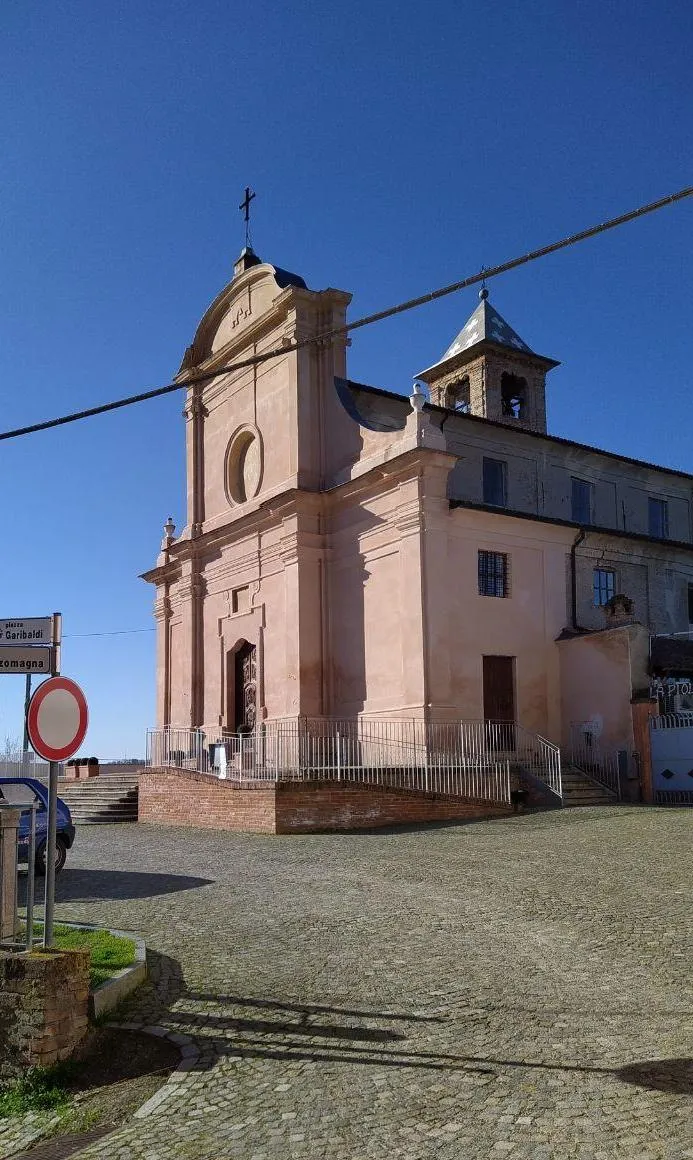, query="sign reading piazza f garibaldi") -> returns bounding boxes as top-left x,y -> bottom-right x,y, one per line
0,617 -> 55,674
